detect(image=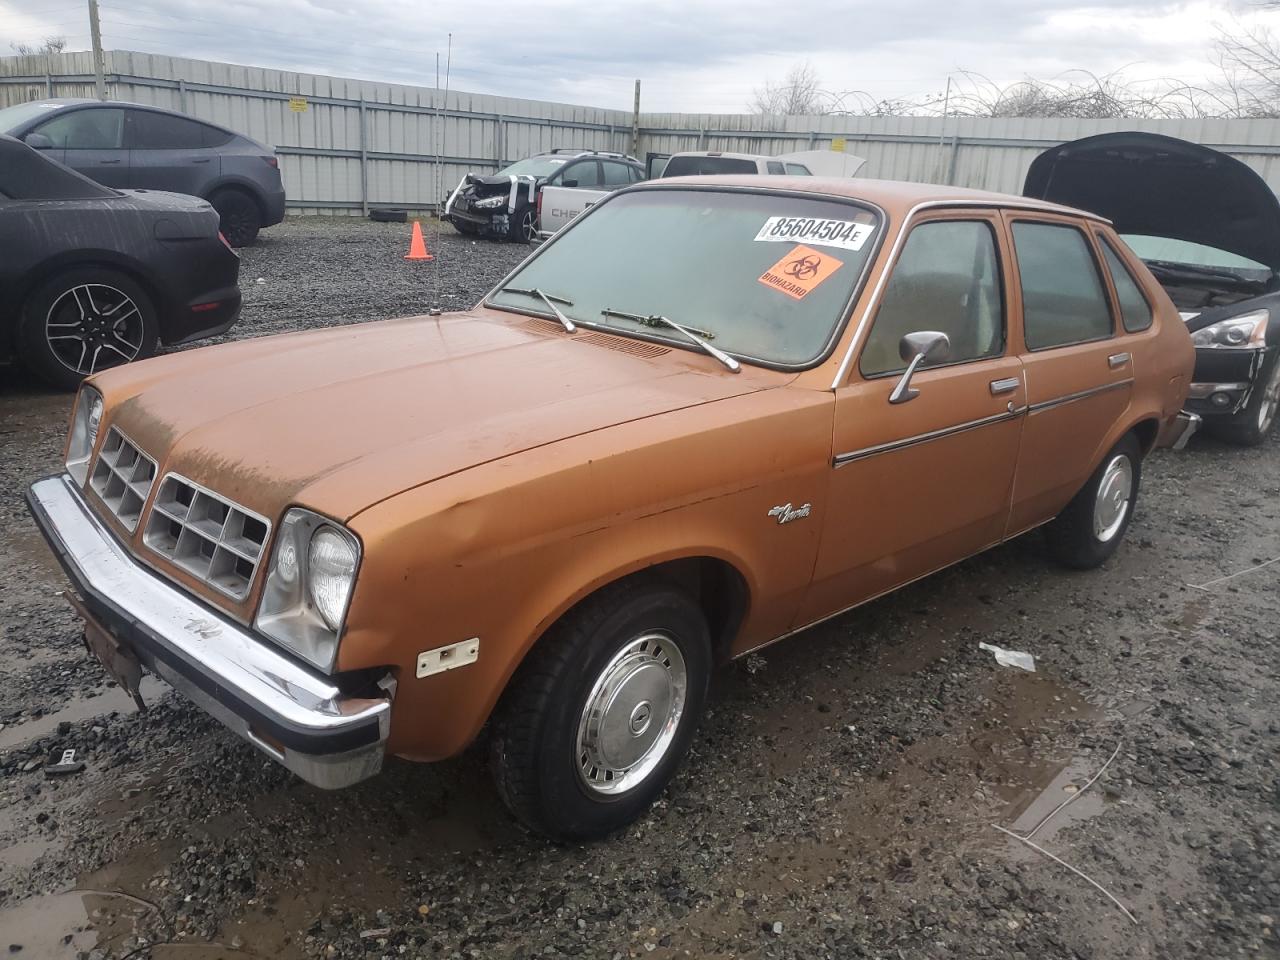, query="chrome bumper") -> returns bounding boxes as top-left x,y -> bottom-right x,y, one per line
1160,410 -> 1203,451
25,475 -> 391,789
